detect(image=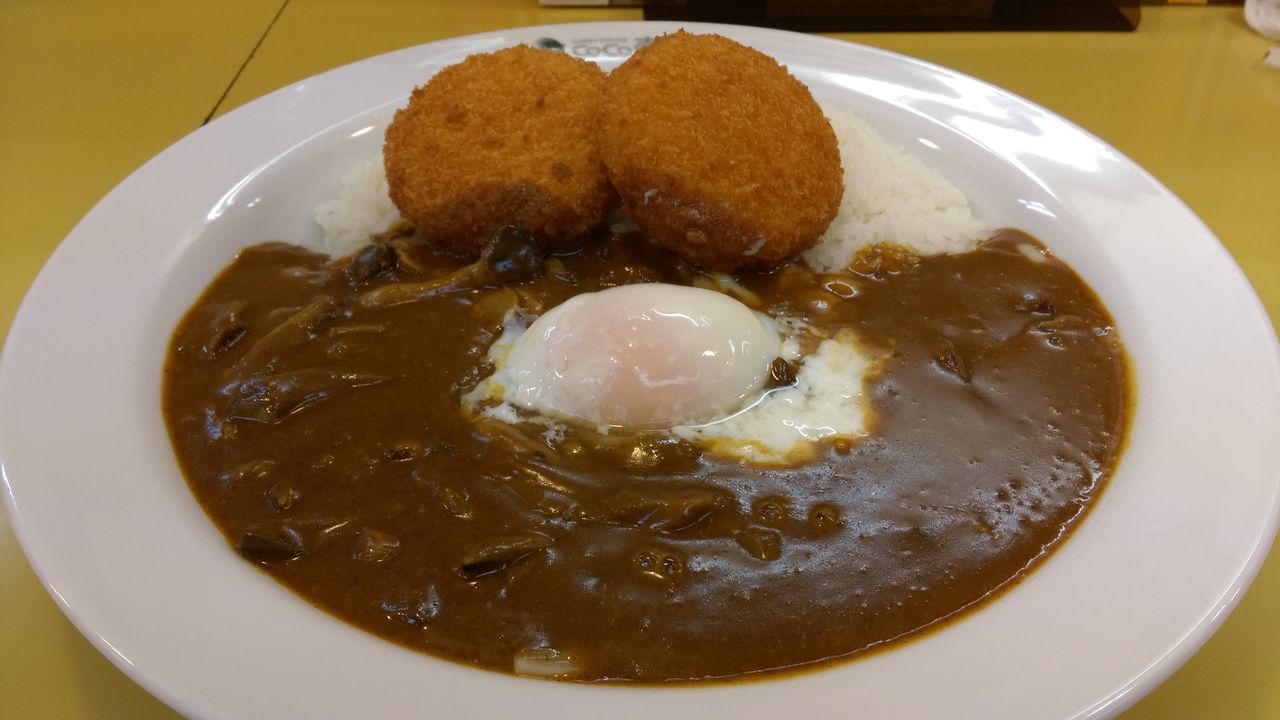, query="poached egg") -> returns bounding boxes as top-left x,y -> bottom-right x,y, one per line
463,282 -> 874,464
488,283 -> 780,429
